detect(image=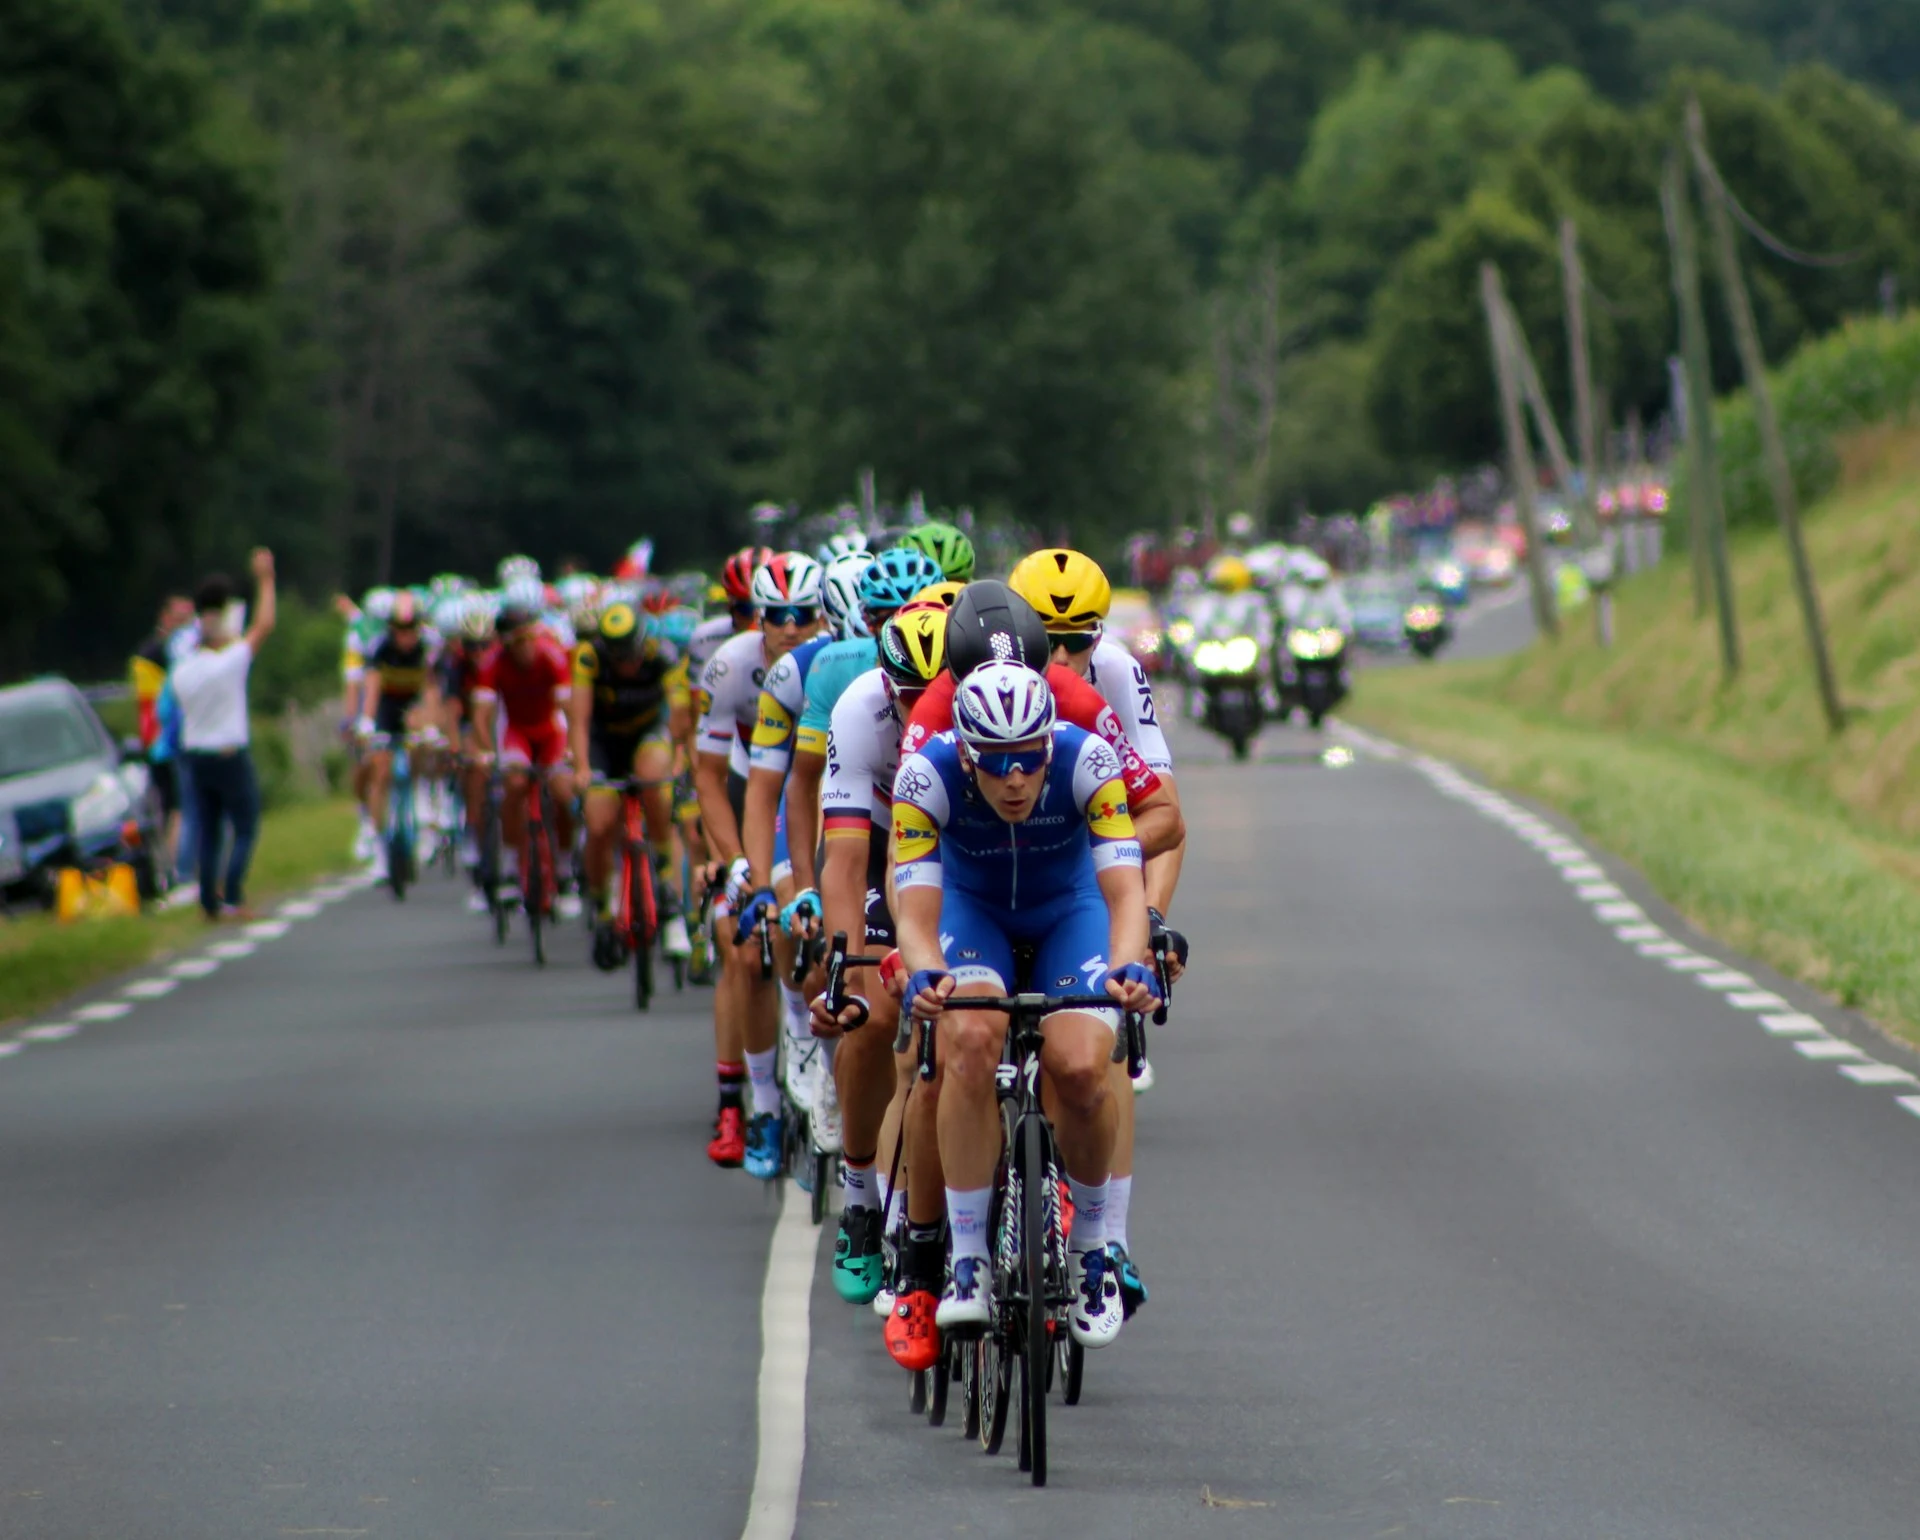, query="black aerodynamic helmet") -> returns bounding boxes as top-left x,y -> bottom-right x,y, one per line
943,580 -> 1051,681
